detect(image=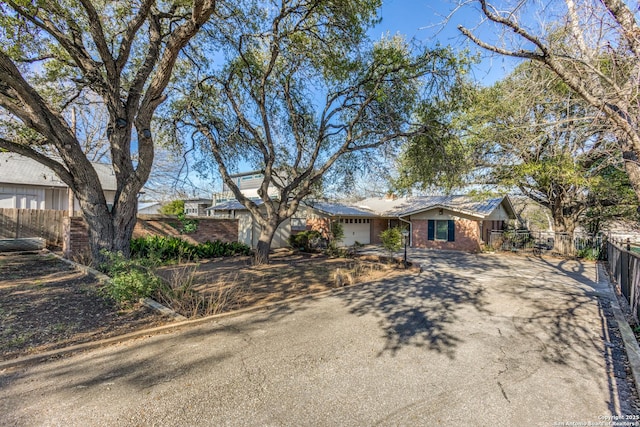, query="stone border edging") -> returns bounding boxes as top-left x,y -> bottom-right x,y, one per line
0,271 -> 361,371
50,251 -> 187,321
597,262 -> 640,395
